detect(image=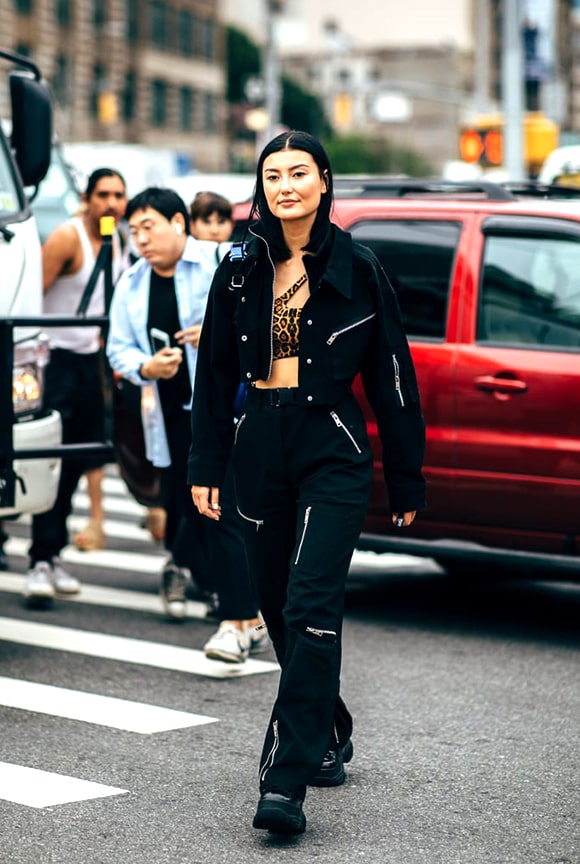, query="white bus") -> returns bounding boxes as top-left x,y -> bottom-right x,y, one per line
0,49 -> 62,517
